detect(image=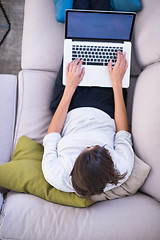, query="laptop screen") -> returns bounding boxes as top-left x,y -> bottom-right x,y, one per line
66,10 -> 135,41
